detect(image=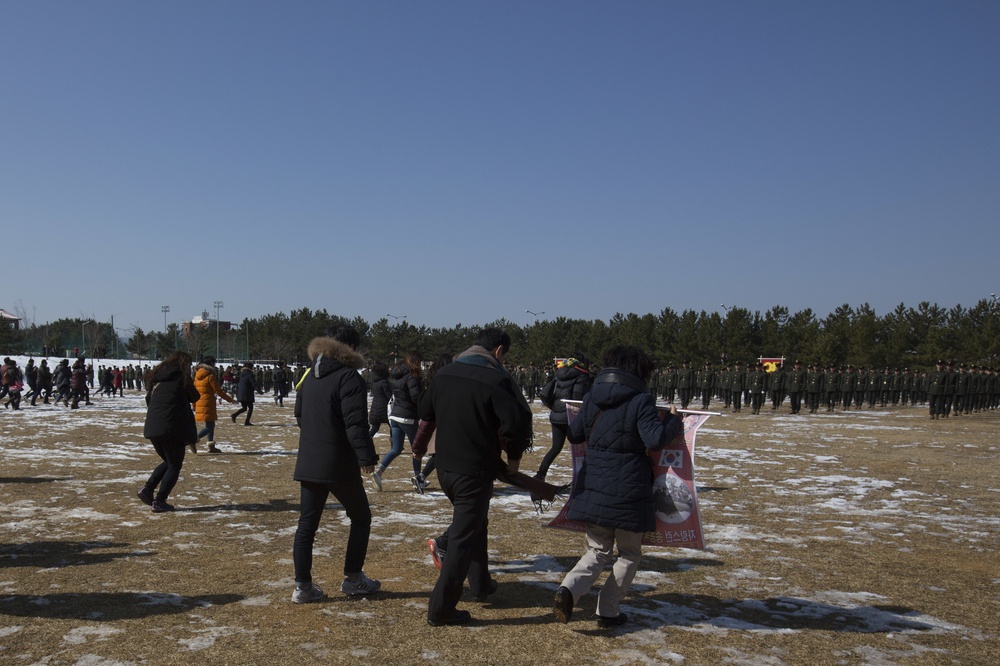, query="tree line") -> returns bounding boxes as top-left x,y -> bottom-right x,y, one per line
4,299 -> 999,371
